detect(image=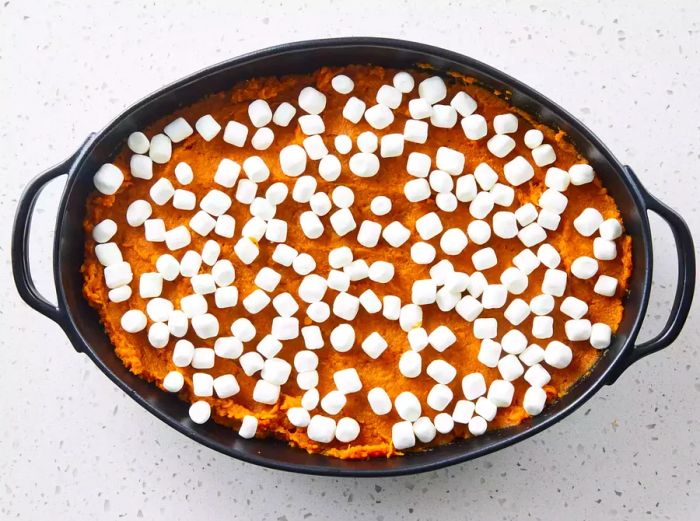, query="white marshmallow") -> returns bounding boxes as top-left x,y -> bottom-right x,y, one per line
272,101 -> 297,127
214,215 -> 235,238
356,132 -> 378,155
492,211 -> 518,239
594,275 -> 618,297
544,341 -> 573,369
200,189 -> 232,217
329,208 -> 357,237
265,218 -> 288,243
455,295 -> 483,322
278,144 -> 307,178
430,104 -> 458,128
574,208 -> 604,237
148,134 -> 172,164
189,211 -> 216,236
427,384 -> 454,411
544,167 -> 570,192
599,218 -> 623,240
408,98 -> 433,119
191,347 -> 215,369
532,144 -> 556,166
569,163 -> 595,185
473,162 -> 498,190
440,228 -> 469,255
474,318 -> 498,340
309,192 -> 332,216
399,304 -> 423,332
519,344 -> 546,366
482,284 -> 508,309
493,113 -> 518,134
406,152 -> 431,178
394,391 -> 422,422
253,266 -> 281,293
475,396 -> 498,421
368,261 -> 394,283
223,121 -> 248,147
330,323 -> 355,352
212,374 -> 239,399
271,293 -> 298,318
503,155 -> 535,187
172,339 -> 195,367
239,352 -> 264,376
498,354 -> 525,381
426,359 -> 456,385
469,191 -> 495,220
163,117 -> 193,143
413,416 -> 437,443
462,372 -> 487,400
465,220 -> 490,246
560,296 -> 589,319
515,203 -> 539,227
487,134 -> 516,158
126,199 -> 152,227
194,114 -> 221,141
532,316 -> 554,339
449,90 -> 477,116
334,368 -> 362,394
538,189 -> 568,214
104,261 -> 133,289
214,336 -> 243,360
565,319 -> 592,342
393,71 -> 415,93
415,212 -> 443,240
380,133 -> 405,158
230,317 -> 255,342
293,253 -> 316,275
146,298 -> 173,322
120,309 -> 147,333
92,219 -> 118,244
429,169 -> 453,193
331,185 -> 355,208
192,372 -> 214,397
523,386 -> 547,416
524,129 -> 544,149
348,152 -> 380,177
504,298 -> 531,326
164,225 -> 191,251
334,135 -> 352,156
130,154 -> 153,180
188,401 -> 211,425
369,196 -> 391,217
331,74 -> 354,94
301,389 -> 319,411
298,86 -> 326,115
594,237 -> 617,260
382,221 -> 411,247
318,154 -> 342,181
461,114 -> 488,140
537,243 -> 561,268
410,242 -> 436,265
491,183 -> 515,207
517,223 -> 547,247
541,268 -> 567,296
571,256 -> 599,279
298,114 -> 325,135
303,134 -> 328,160
256,335 -> 283,359
436,147 -> 465,175
513,248 -> 540,275
95,242 -> 122,267
404,178 -> 431,202
253,380 -> 281,405
270,244 -> 296,268
487,379 -> 515,407
359,289 -> 382,314
108,286 -> 131,303
537,209 -> 560,231
590,323 -> 612,349
452,401 -> 476,424
300,211 -> 324,240
436,192 -> 458,212
429,325 -> 456,352
179,294 -> 207,318
412,279 -> 437,305
214,286 -> 238,309
418,76 -> 447,104
342,96 -> 366,123
376,84 -> 402,109
139,272 -> 162,298
392,421 -> 416,450
127,132 -> 149,154
500,267 -> 529,295
162,371 -> 184,393
382,295 -> 401,321
307,416 -> 336,444
242,156 -> 270,183
191,314 -> 219,339
321,390 -> 347,415
233,237 -> 258,265
472,247 -> 497,271
361,331 -> 388,359
261,357 -> 293,385
300,326 -> 324,350
333,292 -> 360,321
364,104 -> 394,130
241,216 -> 266,241
335,418 -> 361,443
399,350 -> 422,378
407,328 -> 429,352
174,162 -> 194,185
242,289 -> 270,314
404,119 -> 429,144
